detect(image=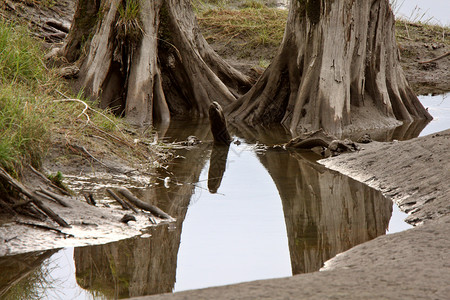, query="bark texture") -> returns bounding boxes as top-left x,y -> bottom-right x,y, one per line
228,0 -> 432,135
65,0 -> 252,126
